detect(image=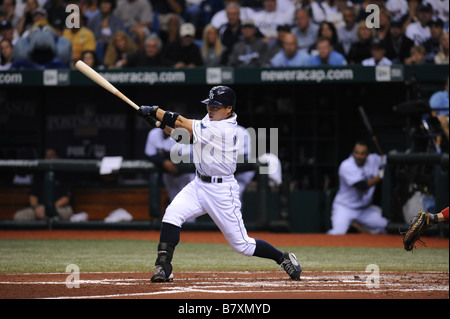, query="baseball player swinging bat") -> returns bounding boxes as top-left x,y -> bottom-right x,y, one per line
74,60 -> 161,127
358,106 -> 384,155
